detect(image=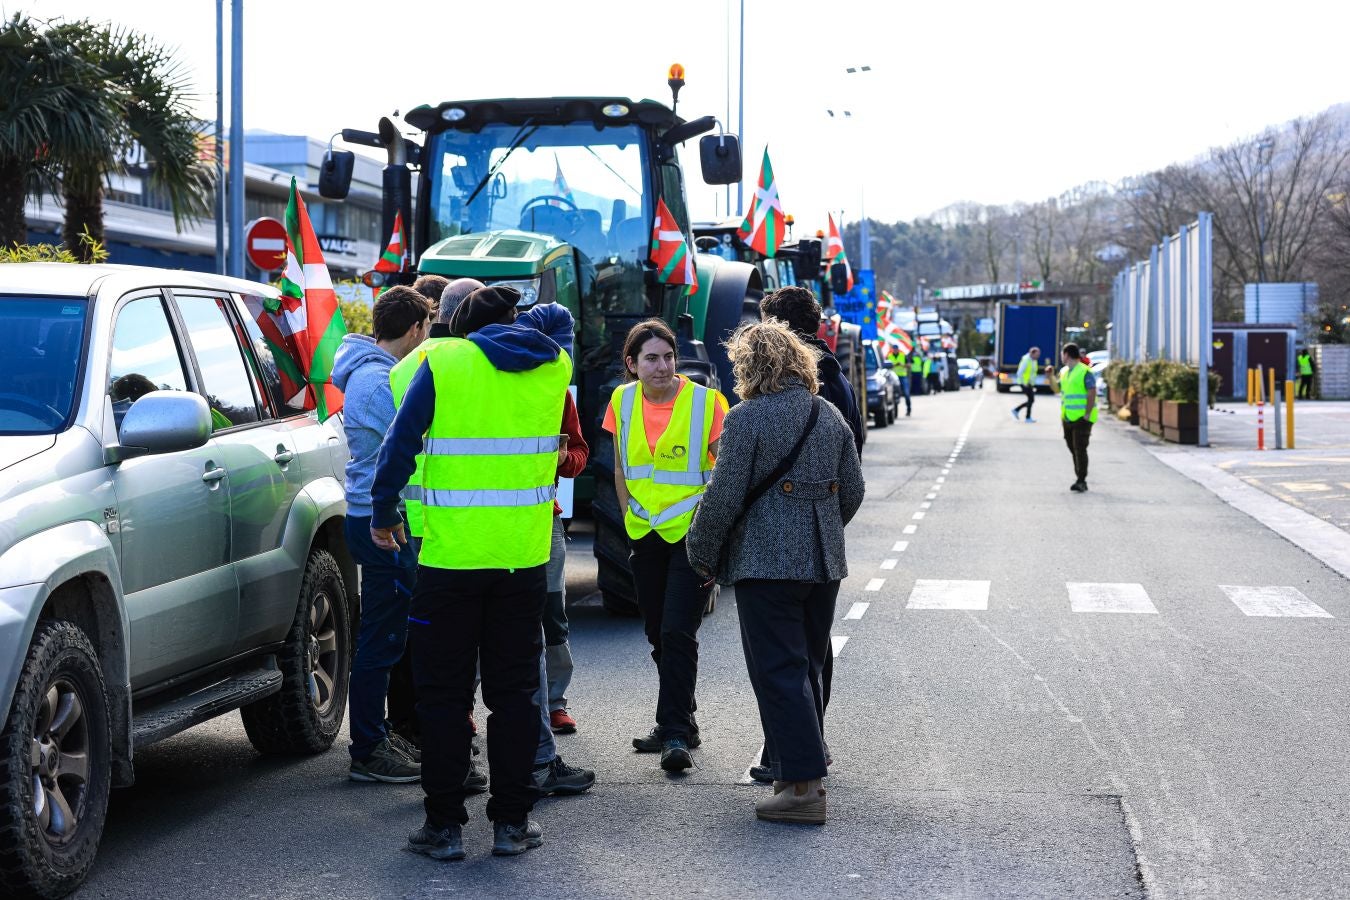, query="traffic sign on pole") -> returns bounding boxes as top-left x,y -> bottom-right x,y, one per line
244,217 -> 288,272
